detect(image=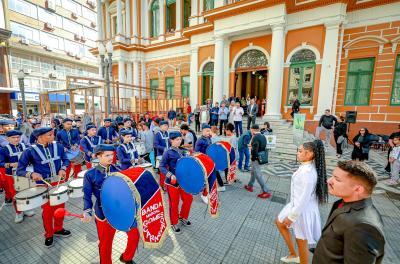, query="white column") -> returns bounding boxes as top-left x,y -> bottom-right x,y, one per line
133,60 -> 140,97
189,0 -> 198,26
213,35 -> 224,103
118,60 -> 125,83
132,0 -> 138,43
223,40 -> 230,98
198,0 -> 204,24
105,0 -> 111,39
141,0 -> 149,44
176,0 -> 182,32
315,22 -> 341,120
96,0 -> 103,41
159,0 -> 165,41
141,60 -> 146,97
126,62 -> 133,97
189,47 -> 199,107
125,0 -> 131,41
116,0 -> 123,35
266,23 -> 285,119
